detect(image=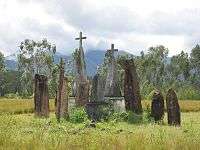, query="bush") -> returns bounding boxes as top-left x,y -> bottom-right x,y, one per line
109,112 -> 128,122
177,86 -> 200,100
143,104 -> 154,123
127,111 -> 143,124
69,107 -> 88,123
4,93 -> 20,99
